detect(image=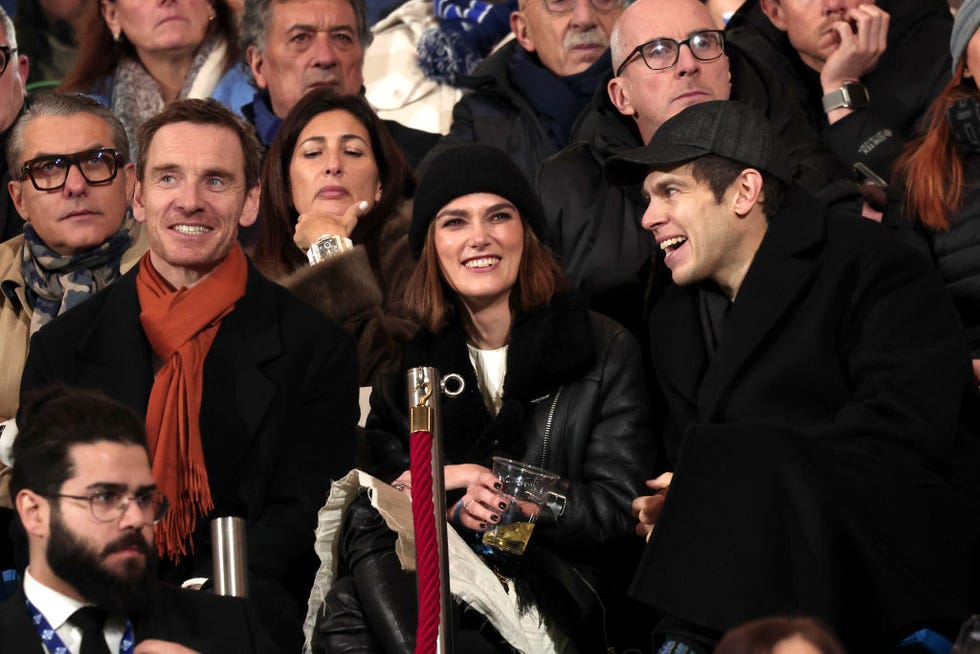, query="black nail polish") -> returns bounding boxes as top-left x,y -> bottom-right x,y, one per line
498,502 -> 507,510
493,482 -> 502,489
490,514 -> 499,522
479,523 -> 487,530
